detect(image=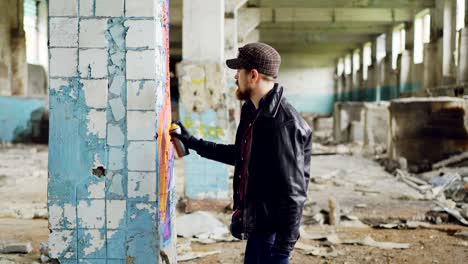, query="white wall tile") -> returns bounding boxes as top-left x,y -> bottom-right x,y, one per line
79,0 -> 94,16
127,142 -> 156,171
126,0 -> 154,17
79,19 -> 107,48
127,111 -> 156,140
106,200 -> 126,229
96,0 -> 124,17
82,79 -> 108,108
126,50 -> 156,80
50,48 -> 78,77
49,0 -> 78,16
108,147 -> 125,170
107,124 -> 125,146
109,98 -> 126,121
127,81 -> 157,110
86,109 -> 107,139
125,20 -> 155,49
128,172 -> 157,201
77,200 -> 105,228
79,49 -> 108,78
49,18 -> 78,47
